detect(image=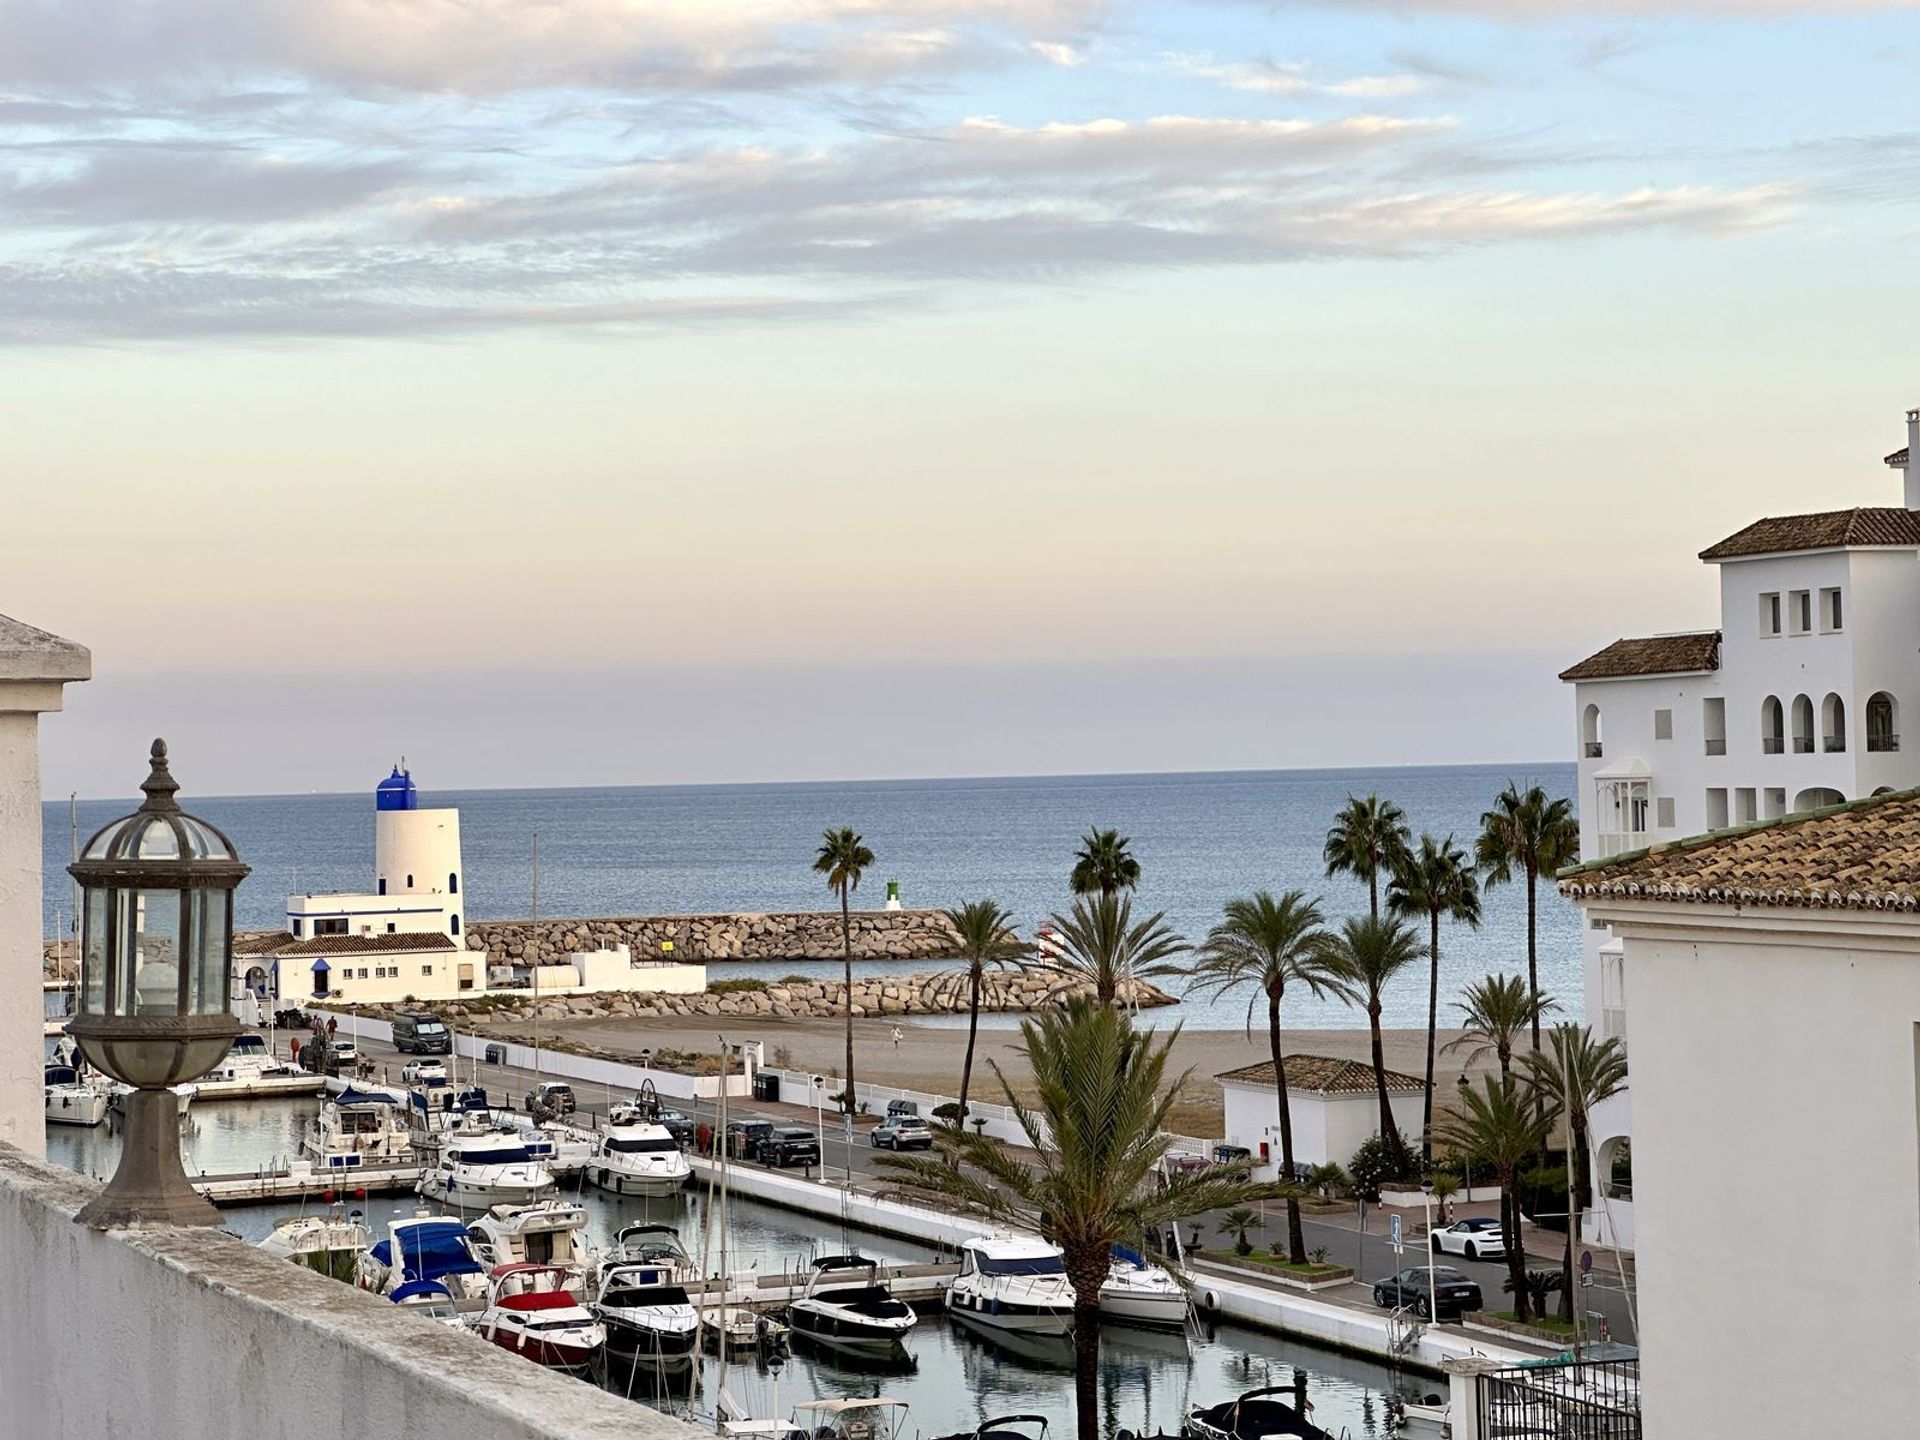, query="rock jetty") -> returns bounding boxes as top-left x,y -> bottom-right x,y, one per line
465,910 -> 959,964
